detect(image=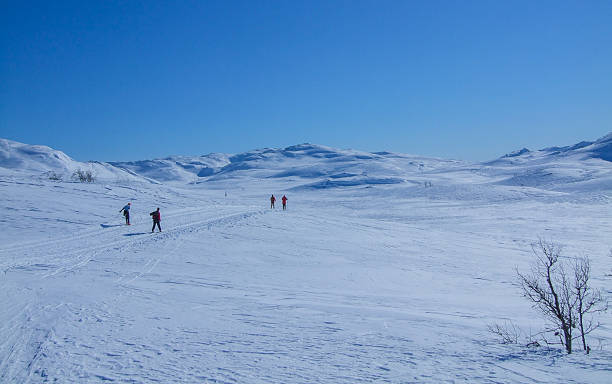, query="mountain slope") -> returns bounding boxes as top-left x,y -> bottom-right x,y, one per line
482,133 -> 612,191
0,139 -> 76,172
0,139 -> 154,183
109,153 -> 231,183
492,132 -> 612,164
106,143 -> 466,190
575,132 -> 612,161
3,133 -> 611,193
